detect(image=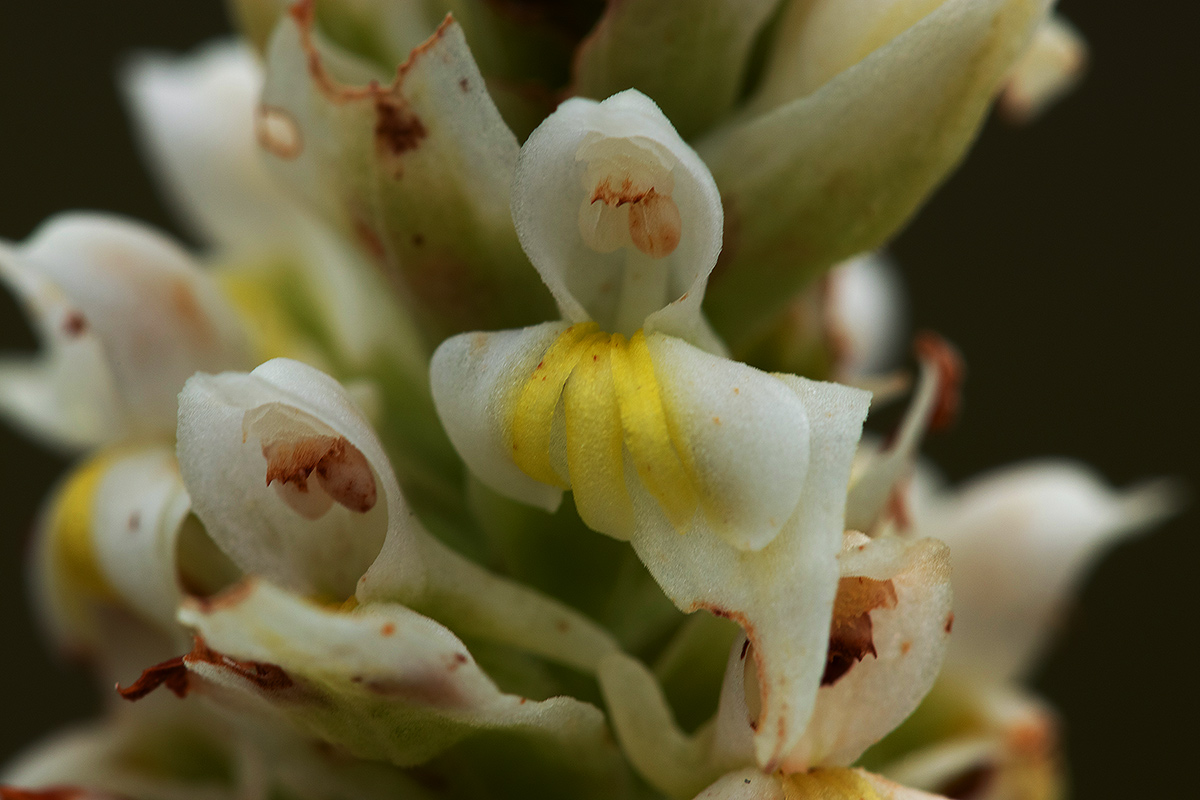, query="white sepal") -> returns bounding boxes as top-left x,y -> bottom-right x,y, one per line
123,39 -> 297,253
925,460 -> 1180,682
